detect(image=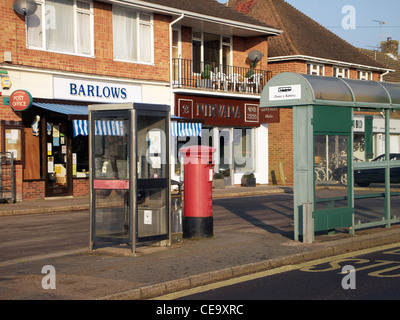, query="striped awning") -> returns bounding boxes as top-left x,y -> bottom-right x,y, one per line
95,120 -> 125,136
73,119 -> 125,137
73,119 -> 89,137
170,122 -> 202,137
73,119 -> 202,137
